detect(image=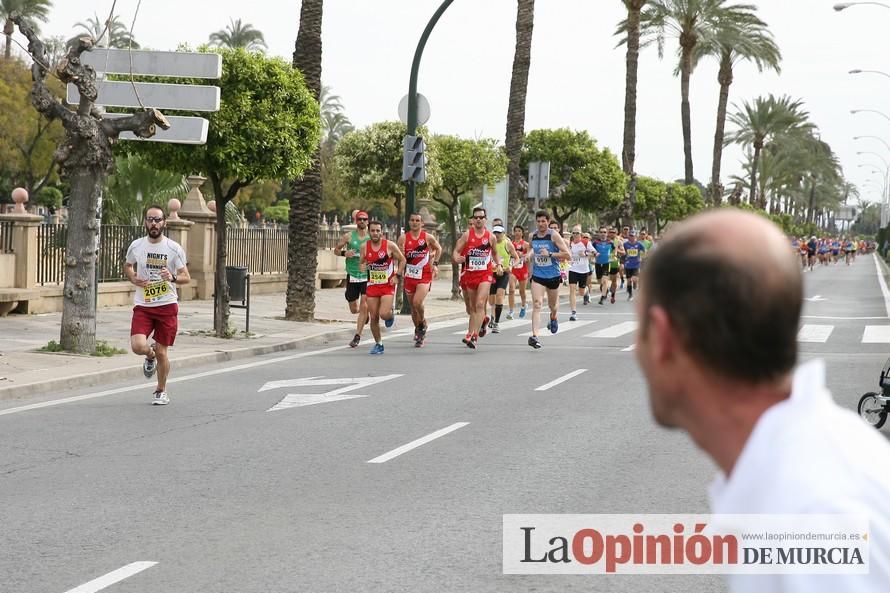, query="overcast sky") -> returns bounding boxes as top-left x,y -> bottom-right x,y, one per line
33,1 -> 890,204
